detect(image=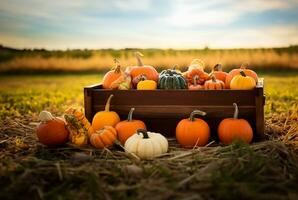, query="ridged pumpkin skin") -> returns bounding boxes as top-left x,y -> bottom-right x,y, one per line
37,118 -> 69,147
158,69 -> 187,89
230,71 -> 256,90
130,52 -> 159,82
124,129 -> 168,159
204,76 -> 225,90
90,126 -> 117,148
102,60 -> 123,89
92,95 -> 120,131
176,110 -> 210,148
185,68 -> 209,85
137,80 -> 157,90
226,65 -> 258,88
115,108 -> 147,145
212,64 -> 227,83
218,103 -> 253,144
